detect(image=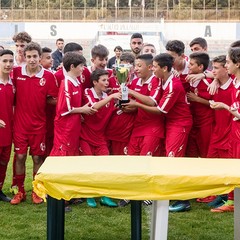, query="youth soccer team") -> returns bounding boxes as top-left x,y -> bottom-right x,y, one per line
0,31 -> 240,213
